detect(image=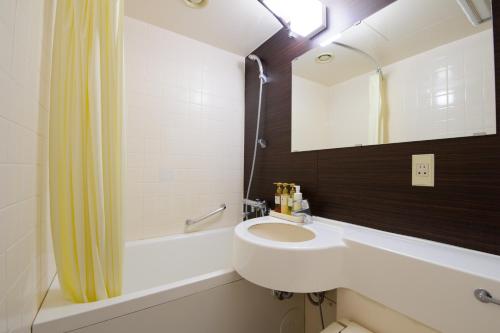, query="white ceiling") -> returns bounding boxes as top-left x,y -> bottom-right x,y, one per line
294,0 -> 492,86
124,0 -> 282,56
